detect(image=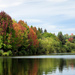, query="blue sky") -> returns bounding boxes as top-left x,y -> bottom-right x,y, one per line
0,0 -> 75,35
